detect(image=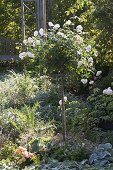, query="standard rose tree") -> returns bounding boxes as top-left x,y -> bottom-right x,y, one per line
19,19 -> 99,87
